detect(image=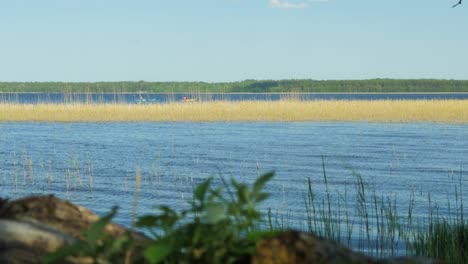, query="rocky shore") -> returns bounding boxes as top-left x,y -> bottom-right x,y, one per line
0,195 -> 442,264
